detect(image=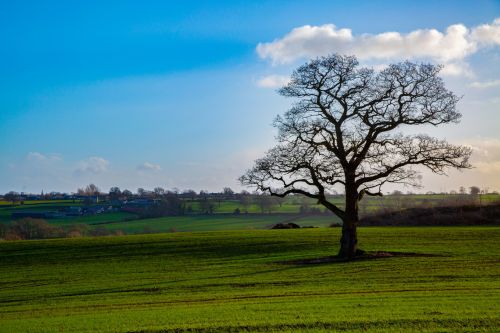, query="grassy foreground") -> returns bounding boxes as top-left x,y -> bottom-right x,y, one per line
0,227 -> 499,332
